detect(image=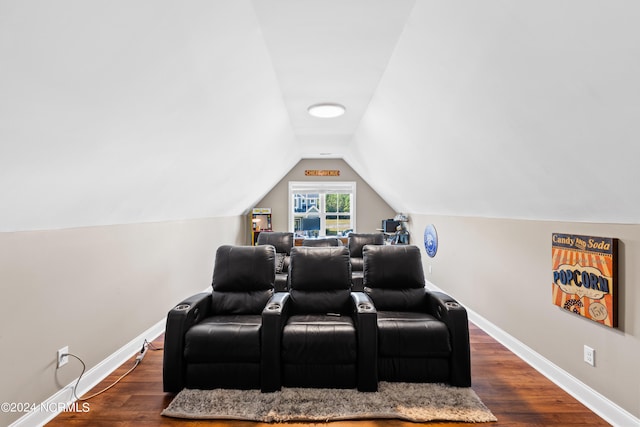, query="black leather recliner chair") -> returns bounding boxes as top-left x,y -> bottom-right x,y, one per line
163,245 -> 276,392
301,237 -> 343,246
363,245 -> 471,387
347,232 -> 385,291
256,231 -> 294,291
262,246 -> 378,392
